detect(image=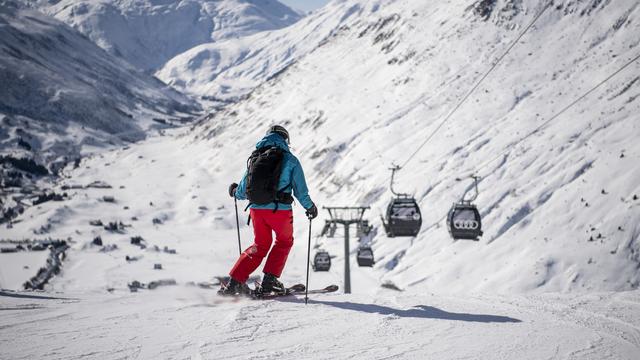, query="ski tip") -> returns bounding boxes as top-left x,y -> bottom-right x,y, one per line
325,284 -> 339,292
